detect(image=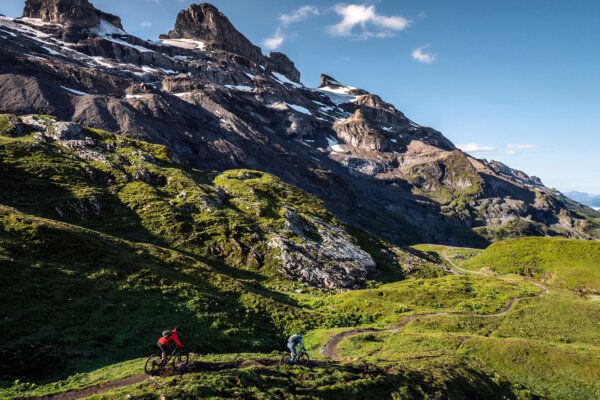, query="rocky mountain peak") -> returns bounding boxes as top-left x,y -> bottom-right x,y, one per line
159,3 -> 262,62
22,0 -> 123,29
267,52 -> 300,83
319,74 -> 369,96
319,74 -> 343,88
